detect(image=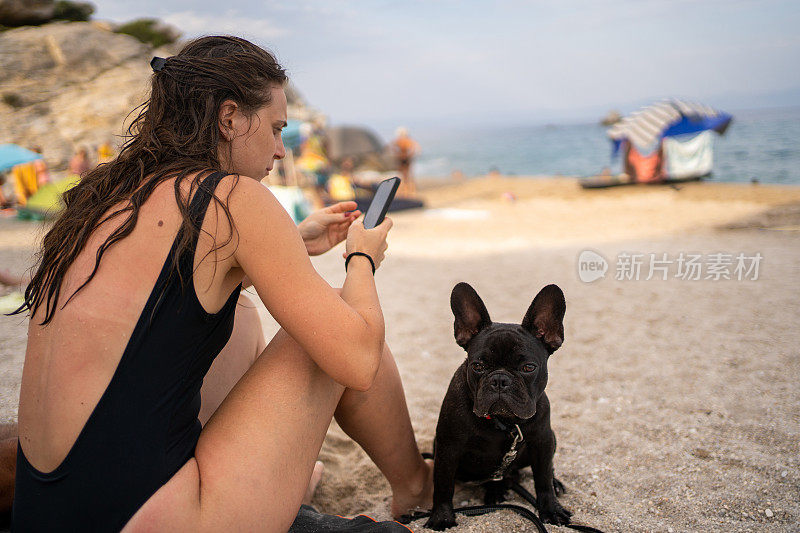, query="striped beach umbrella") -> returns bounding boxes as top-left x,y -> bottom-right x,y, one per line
608,99 -> 732,155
